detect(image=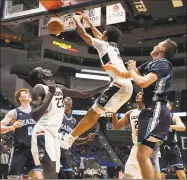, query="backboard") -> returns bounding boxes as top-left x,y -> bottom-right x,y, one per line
1,0 -> 122,25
